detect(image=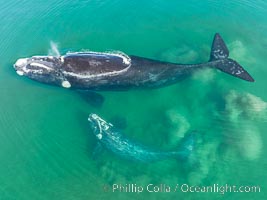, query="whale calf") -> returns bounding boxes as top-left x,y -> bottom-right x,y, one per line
14,33 -> 254,91
88,113 -> 195,162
